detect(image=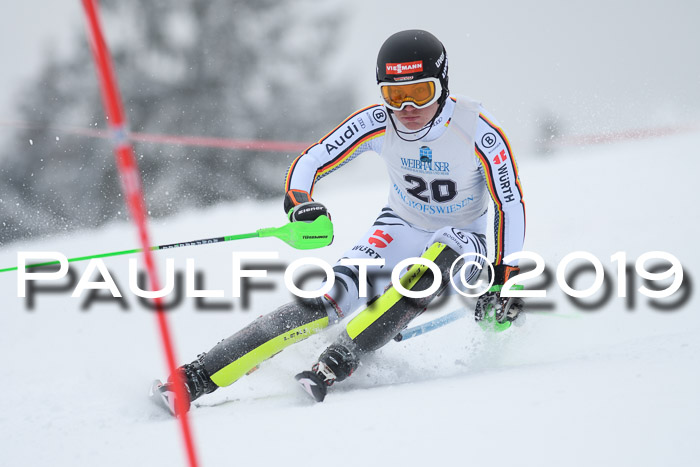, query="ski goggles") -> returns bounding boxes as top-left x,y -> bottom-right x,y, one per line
379,77 -> 442,111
